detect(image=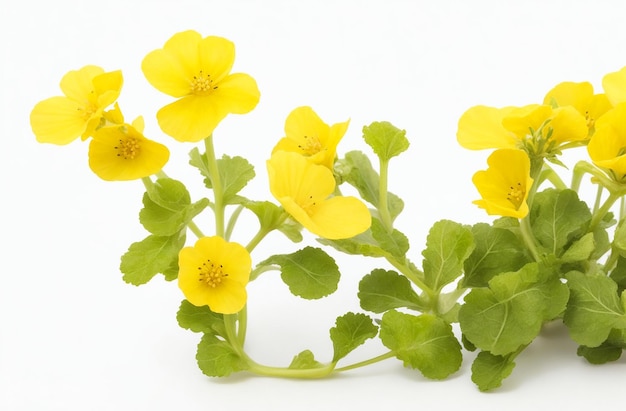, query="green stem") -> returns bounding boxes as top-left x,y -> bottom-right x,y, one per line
540,166 -> 567,190
378,158 -> 393,233
249,264 -> 280,282
386,256 -> 435,301
187,221 -> 205,238
225,205 -> 244,241
204,135 -> 225,237
246,361 -> 336,379
237,306 -> 248,347
590,192 -> 620,231
334,351 -> 395,372
592,185 -> 604,214
520,216 -> 541,262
